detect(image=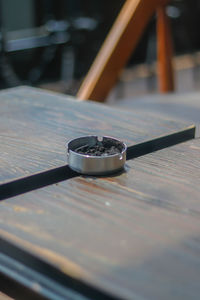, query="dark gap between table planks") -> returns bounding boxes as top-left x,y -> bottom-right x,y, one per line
0,86 -> 199,300
1,139 -> 200,300
0,125 -> 195,201
0,86 -> 195,186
